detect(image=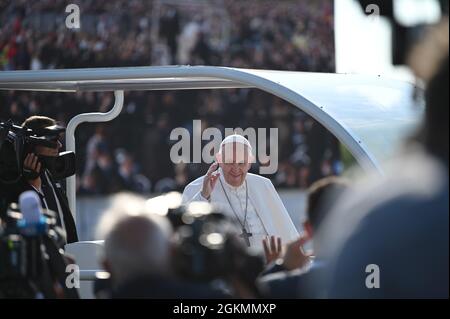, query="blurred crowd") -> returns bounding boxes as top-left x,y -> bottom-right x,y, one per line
0,0 -> 340,195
